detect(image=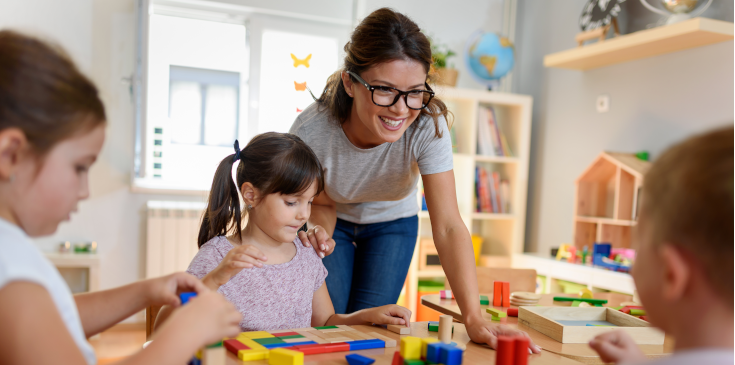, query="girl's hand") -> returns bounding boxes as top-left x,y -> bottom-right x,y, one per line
465,317 -> 541,354
145,272 -> 209,307
359,304 -> 412,327
202,244 -> 267,290
298,225 -> 335,258
157,291 -> 242,346
589,330 -> 646,364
